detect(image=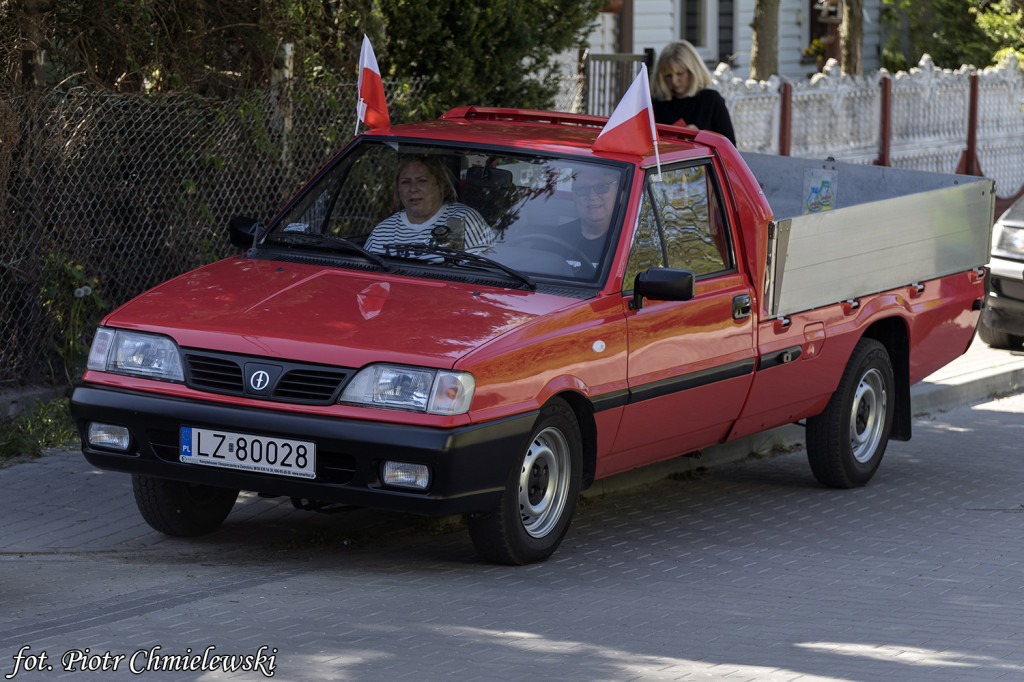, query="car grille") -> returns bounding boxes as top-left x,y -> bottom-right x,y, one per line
187,355 -> 243,392
183,351 -> 353,405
